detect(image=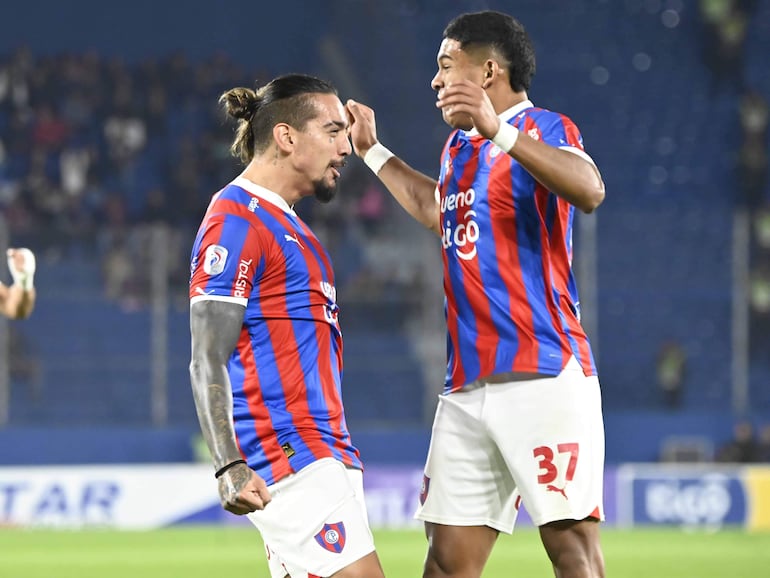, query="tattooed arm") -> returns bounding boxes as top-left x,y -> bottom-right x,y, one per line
189,300 -> 271,513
